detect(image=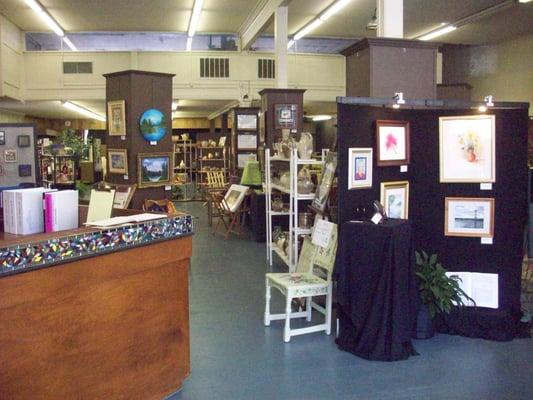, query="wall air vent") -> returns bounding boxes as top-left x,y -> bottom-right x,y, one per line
62,62 -> 93,74
258,59 -> 275,79
200,57 -> 230,78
